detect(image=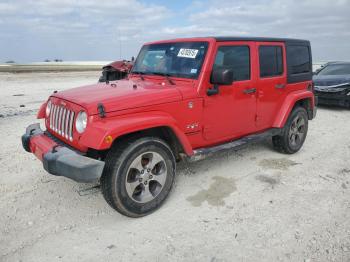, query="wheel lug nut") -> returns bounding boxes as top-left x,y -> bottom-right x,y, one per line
141,170 -> 144,174
144,181 -> 148,185
147,169 -> 151,172
149,175 -> 153,179
139,178 -> 143,182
